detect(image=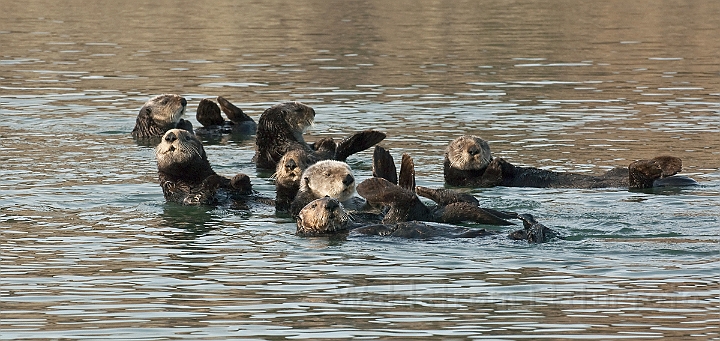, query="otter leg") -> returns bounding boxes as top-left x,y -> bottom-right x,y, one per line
437,202 -> 515,226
